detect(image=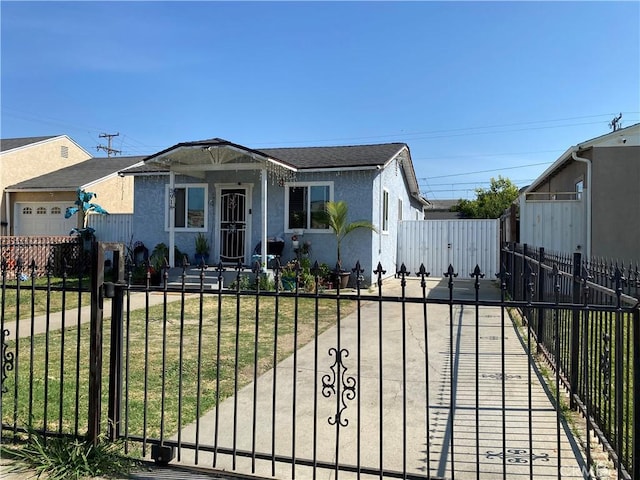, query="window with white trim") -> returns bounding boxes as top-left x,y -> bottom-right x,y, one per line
22,207 -> 32,215
37,207 -> 47,215
285,182 -> 333,231
382,189 -> 389,232
575,180 -> 584,200
398,198 -> 403,222
166,184 -> 207,231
